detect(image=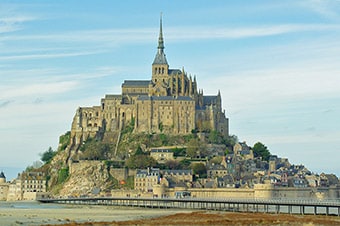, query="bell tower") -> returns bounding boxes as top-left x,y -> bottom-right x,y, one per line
152,14 -> 169,84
